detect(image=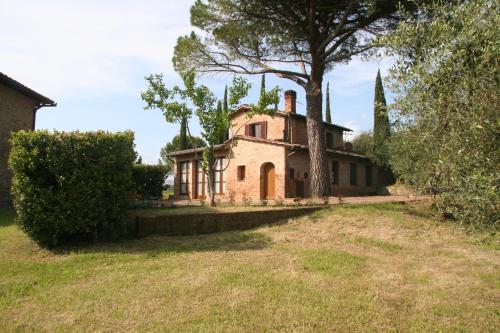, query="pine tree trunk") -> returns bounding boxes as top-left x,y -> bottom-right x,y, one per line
306,82 -> 330,198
